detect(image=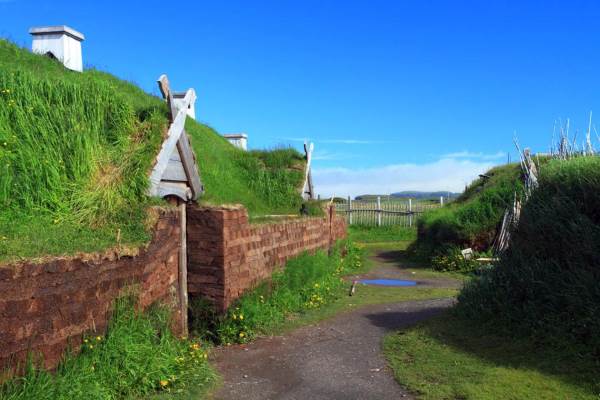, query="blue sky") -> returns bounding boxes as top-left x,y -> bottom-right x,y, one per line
2,0 -> 600,196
